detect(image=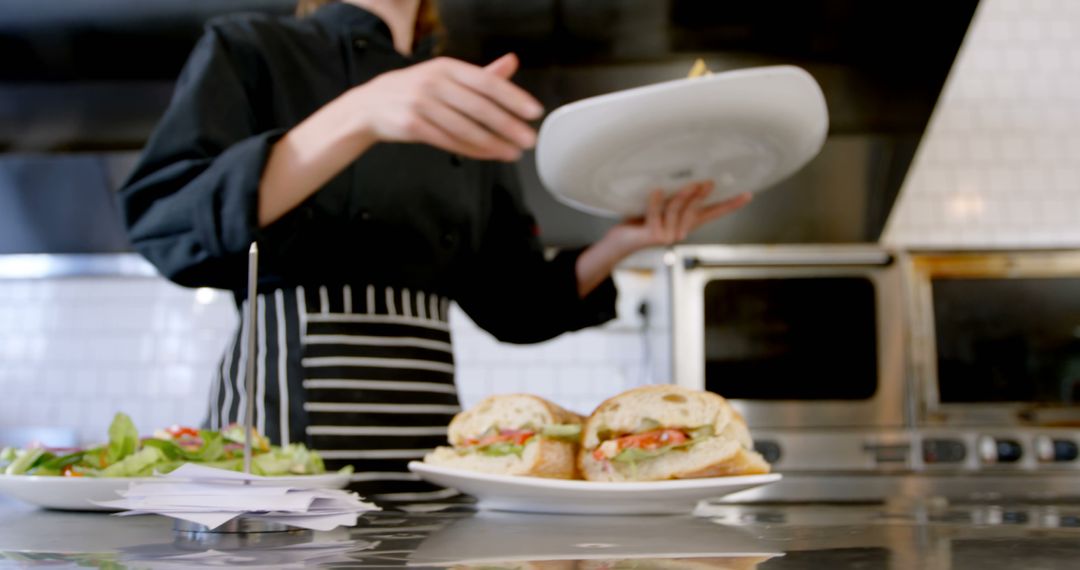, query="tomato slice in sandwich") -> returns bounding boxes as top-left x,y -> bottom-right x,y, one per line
467,429 -> 536,448
593,428 -> 689,461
